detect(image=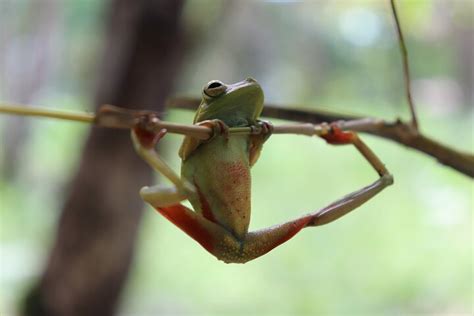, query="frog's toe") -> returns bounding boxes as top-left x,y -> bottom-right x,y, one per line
198,119 -> 230,140
258,120 -> 274,139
